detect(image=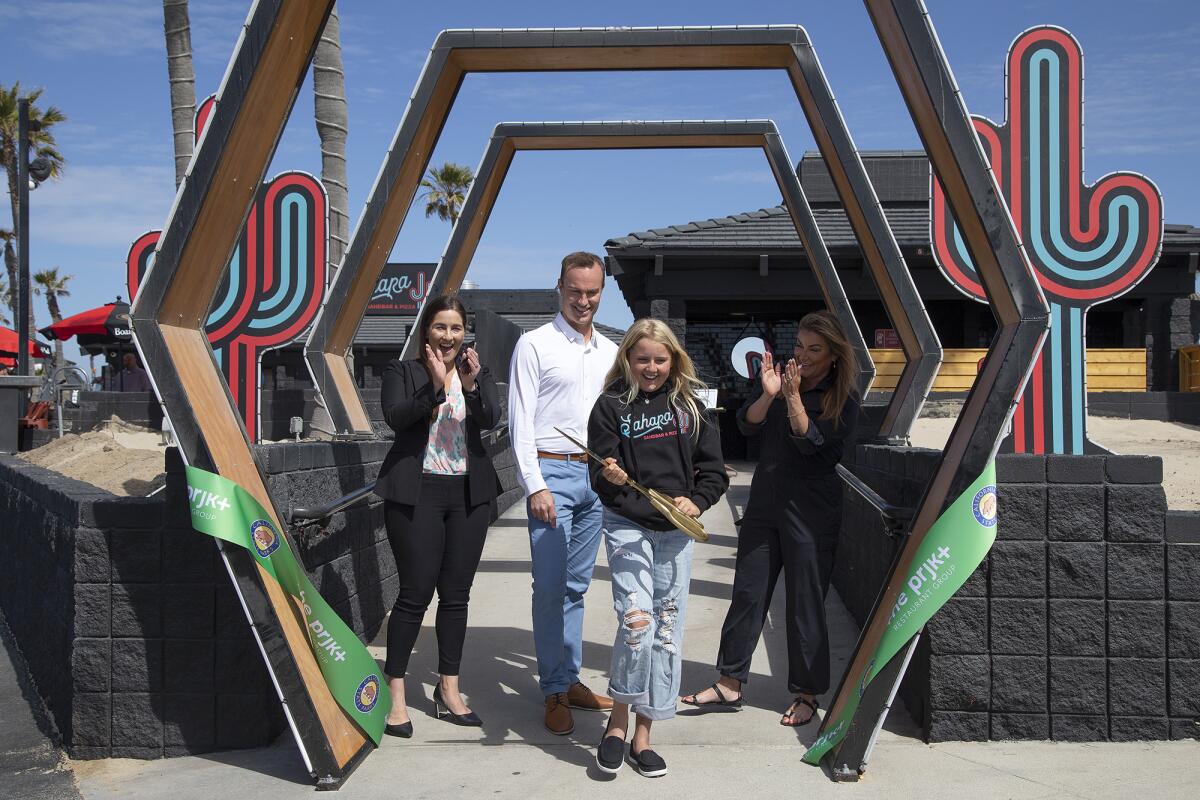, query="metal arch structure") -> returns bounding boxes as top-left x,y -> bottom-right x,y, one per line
128,1 -> 373,789
396,120 -> 875,395
302,25 -> 941,440
809,0 -> 1051,778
